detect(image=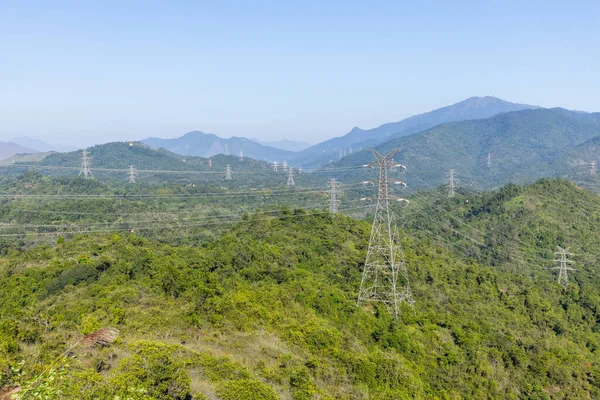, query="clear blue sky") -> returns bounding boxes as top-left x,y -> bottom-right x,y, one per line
1,0 -> 598,146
